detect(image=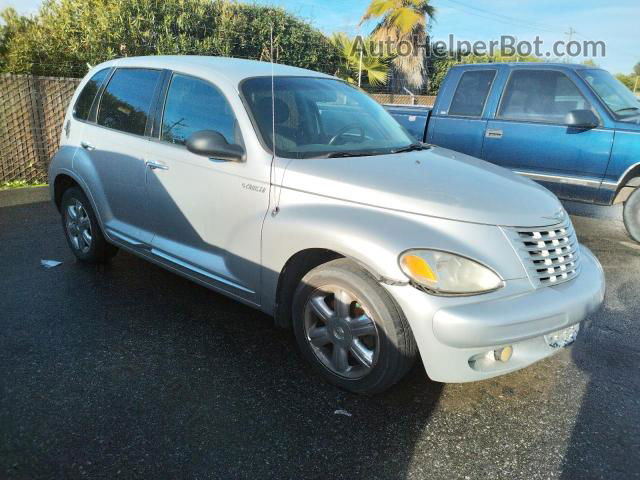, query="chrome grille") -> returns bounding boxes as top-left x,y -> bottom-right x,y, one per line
509,219 -> 580,287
